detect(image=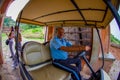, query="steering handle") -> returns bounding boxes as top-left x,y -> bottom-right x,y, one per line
79,51 -> 97,78
79,51 -> 87,57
